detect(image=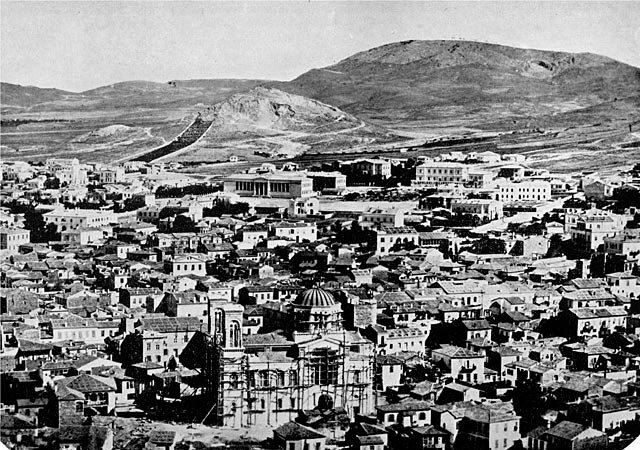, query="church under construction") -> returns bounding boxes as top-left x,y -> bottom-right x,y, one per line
180,288 -> 375,428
